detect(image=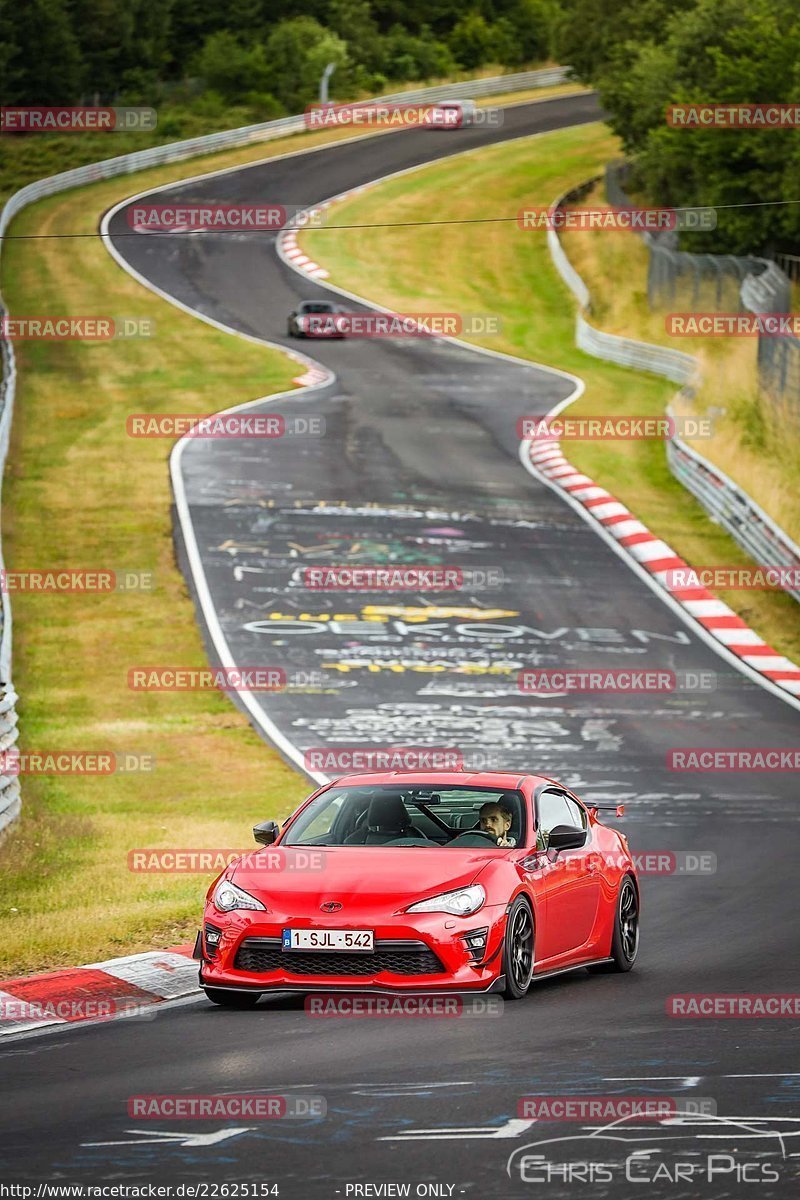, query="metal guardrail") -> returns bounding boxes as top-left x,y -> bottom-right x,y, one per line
605,161 -> 799,427
0,67 -> 571,243
0,66 -> 571,837
546,179 -> 800,607
548,180 -> 698,384
666,427 -> 800,603
575,312 -> 695,384
772,251 -> 800,283
604,161 -> 787,311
